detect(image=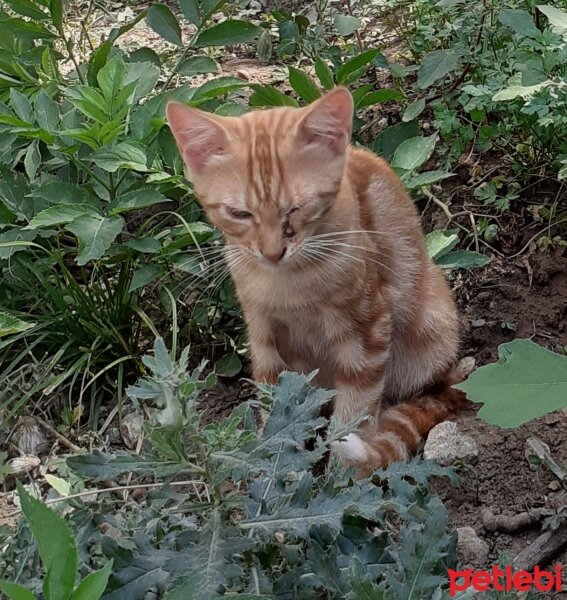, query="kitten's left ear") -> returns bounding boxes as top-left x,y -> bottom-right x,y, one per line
297,87 -> 353,155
